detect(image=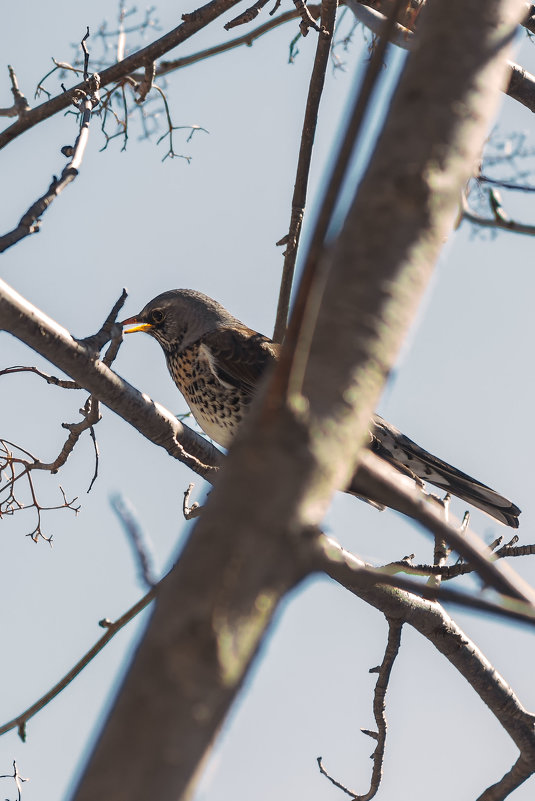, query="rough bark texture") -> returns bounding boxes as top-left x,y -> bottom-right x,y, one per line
67,2 -> 527,801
